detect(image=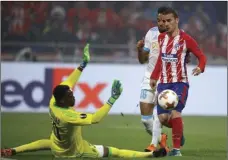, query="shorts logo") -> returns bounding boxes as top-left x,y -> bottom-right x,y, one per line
140,89 -> 147,99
